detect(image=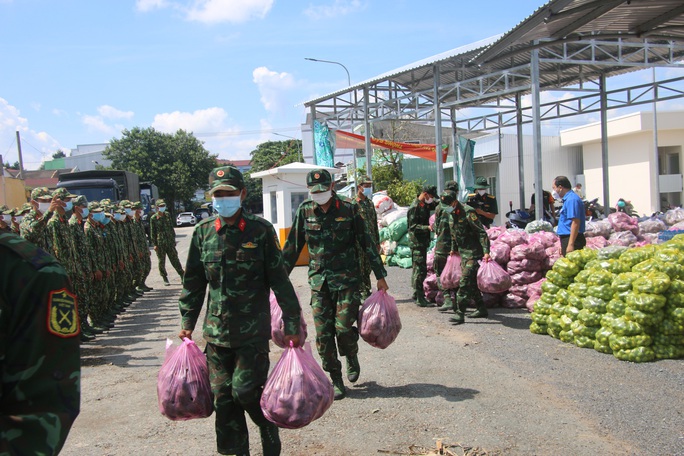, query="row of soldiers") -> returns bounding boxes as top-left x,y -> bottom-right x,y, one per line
1,187 -> 153,342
